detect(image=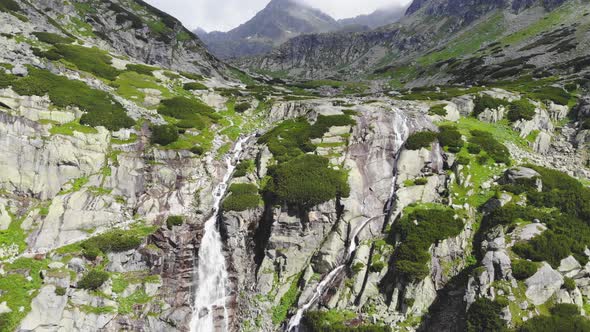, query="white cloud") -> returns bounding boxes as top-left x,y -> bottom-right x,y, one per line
144,0 -> 412,32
